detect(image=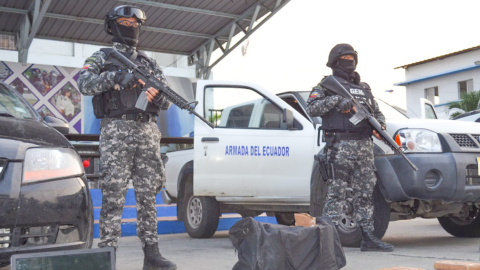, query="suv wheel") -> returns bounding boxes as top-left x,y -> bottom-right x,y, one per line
438,207 -> 480,237
183,180 -> 220,238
